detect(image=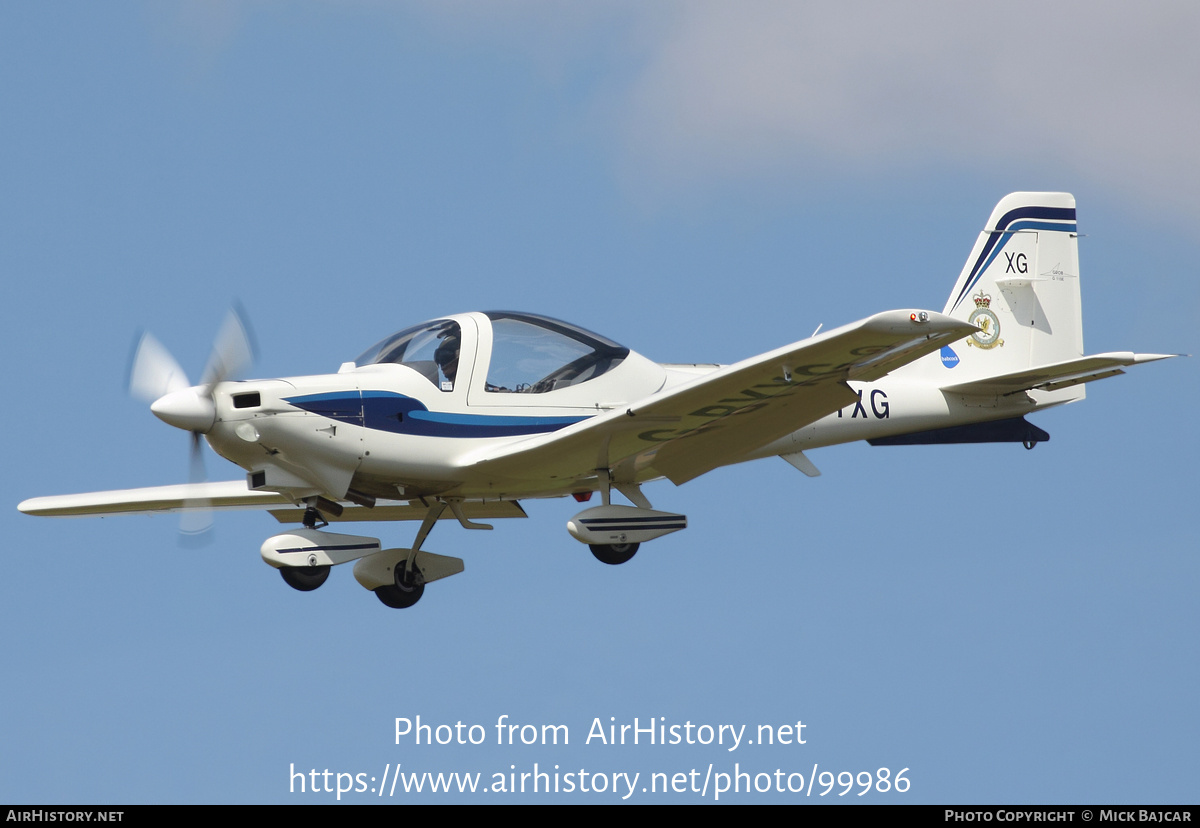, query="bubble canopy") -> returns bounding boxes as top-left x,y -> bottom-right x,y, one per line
355,312 -> 630,394
354,318 -> 463,390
